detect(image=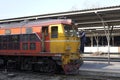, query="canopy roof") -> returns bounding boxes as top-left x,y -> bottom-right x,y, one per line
0,6 -> 120,27
1,6 -> 120,36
